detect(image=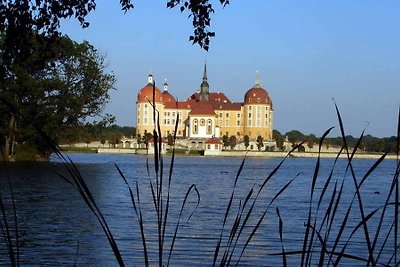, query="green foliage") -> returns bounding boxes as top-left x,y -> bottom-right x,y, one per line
0,32 -> 115,159
167,133 -> 174,146
166,0 -> 229,50
307,139 -> 314,149
142,132 -> 153,148
229,135 -> 237,150
222,135 -> 229,149
243,134 -> 250,149
0,0 -> 228,52
273,130 -> 284,150
108,132 -> 122,148
14,143 -> 39,161
285,130 -> 306,143
256,135 -> 264,151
